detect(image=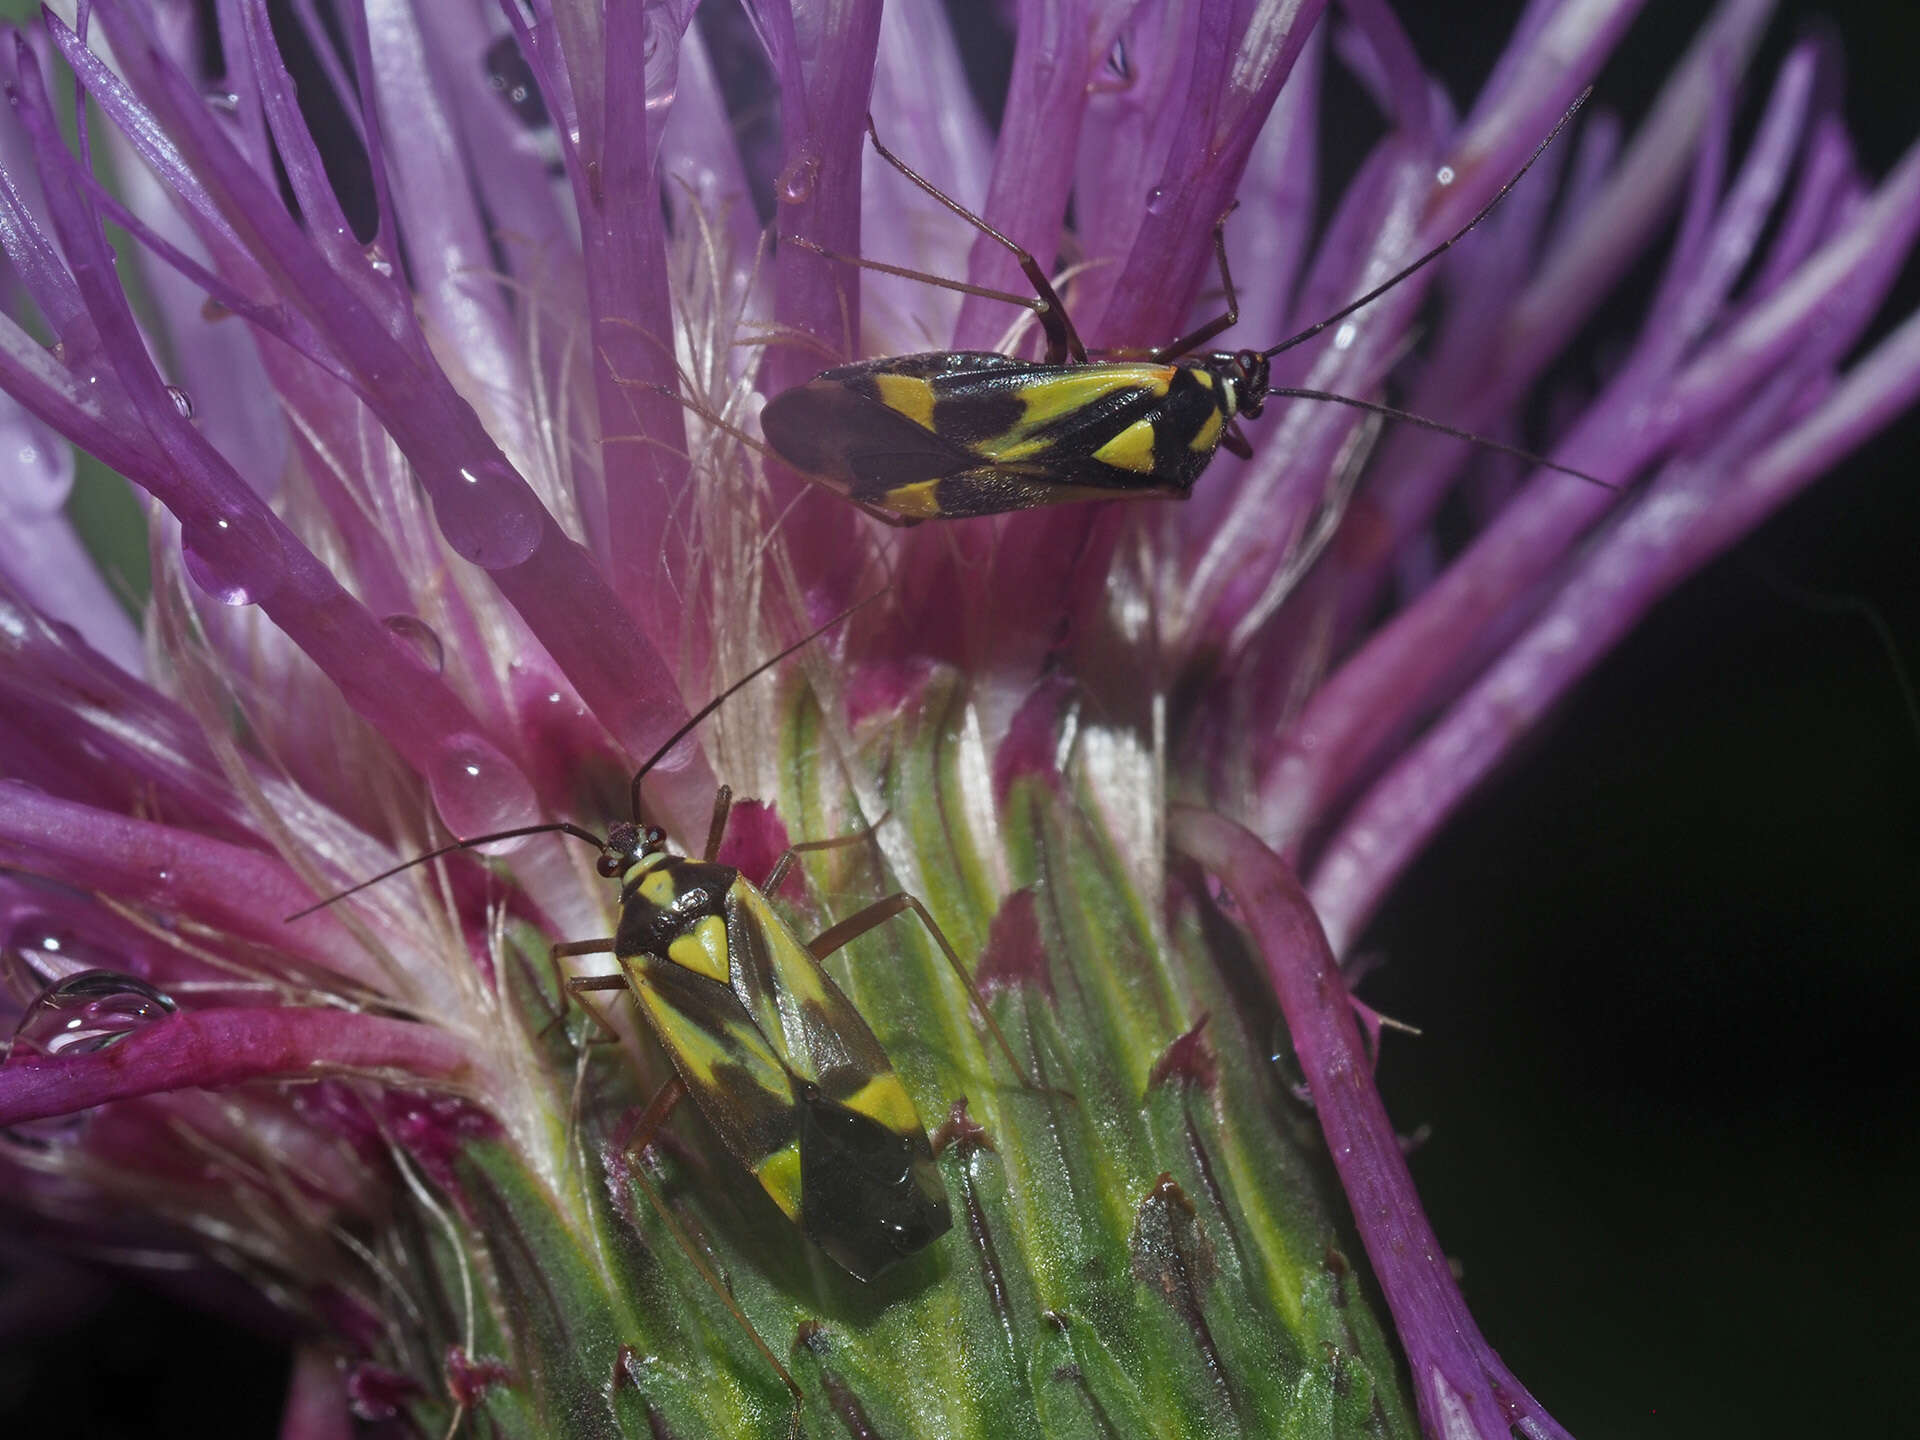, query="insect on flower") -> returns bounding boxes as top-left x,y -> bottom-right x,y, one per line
290,600 -> 1036,1297
760,96 -> 1609,523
